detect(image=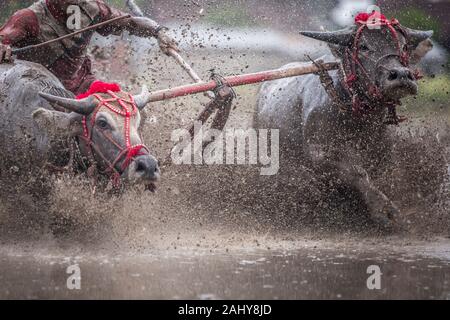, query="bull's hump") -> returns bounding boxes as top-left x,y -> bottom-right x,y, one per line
257,56 -> 337,123
0,60 -> 60,84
